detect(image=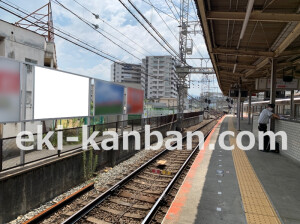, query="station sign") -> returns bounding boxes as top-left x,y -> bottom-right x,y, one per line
255,78 -> 299,90
229,89 -> 248,98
